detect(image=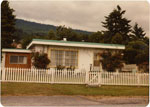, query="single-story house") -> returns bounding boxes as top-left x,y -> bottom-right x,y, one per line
2,49 -> 32,68
25,38 -> 125,71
